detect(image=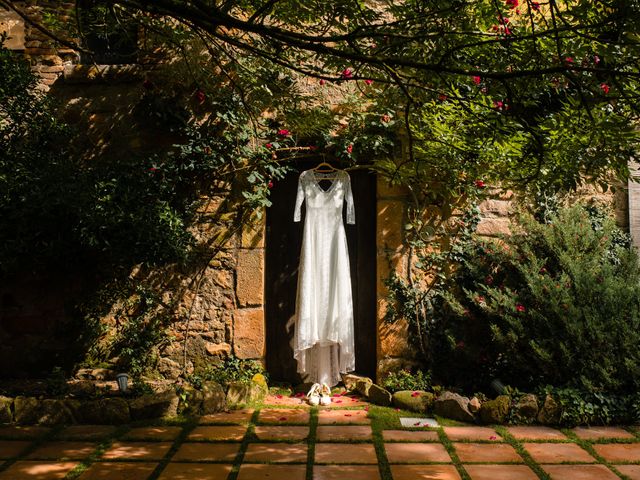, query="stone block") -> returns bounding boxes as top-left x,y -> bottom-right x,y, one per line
367,383 -> 392,406
341,373 -> 372,392
0,396 -> 13,423
476,218 -> 511,237
392,391 -> 435,413
205,341 -> 231,357
434,391 -> 475,423
537,394 -> 560,425
72,398 -> 130,424
157,357 -> 182,380
479,199 -> 512,218
129,390 -> 179,420
515,394 -> 539,420
14,396 -> 39,424
236,249 -> 264,306
377,200 -> 405,248
233,308 -> 265,359
479,395 -> 510,424
202,381 -> 226,414
37,399 -> 74,425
